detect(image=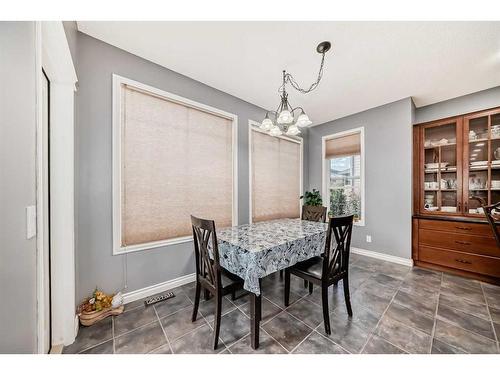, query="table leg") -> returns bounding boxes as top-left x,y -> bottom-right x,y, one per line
250,290 -> 262,349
